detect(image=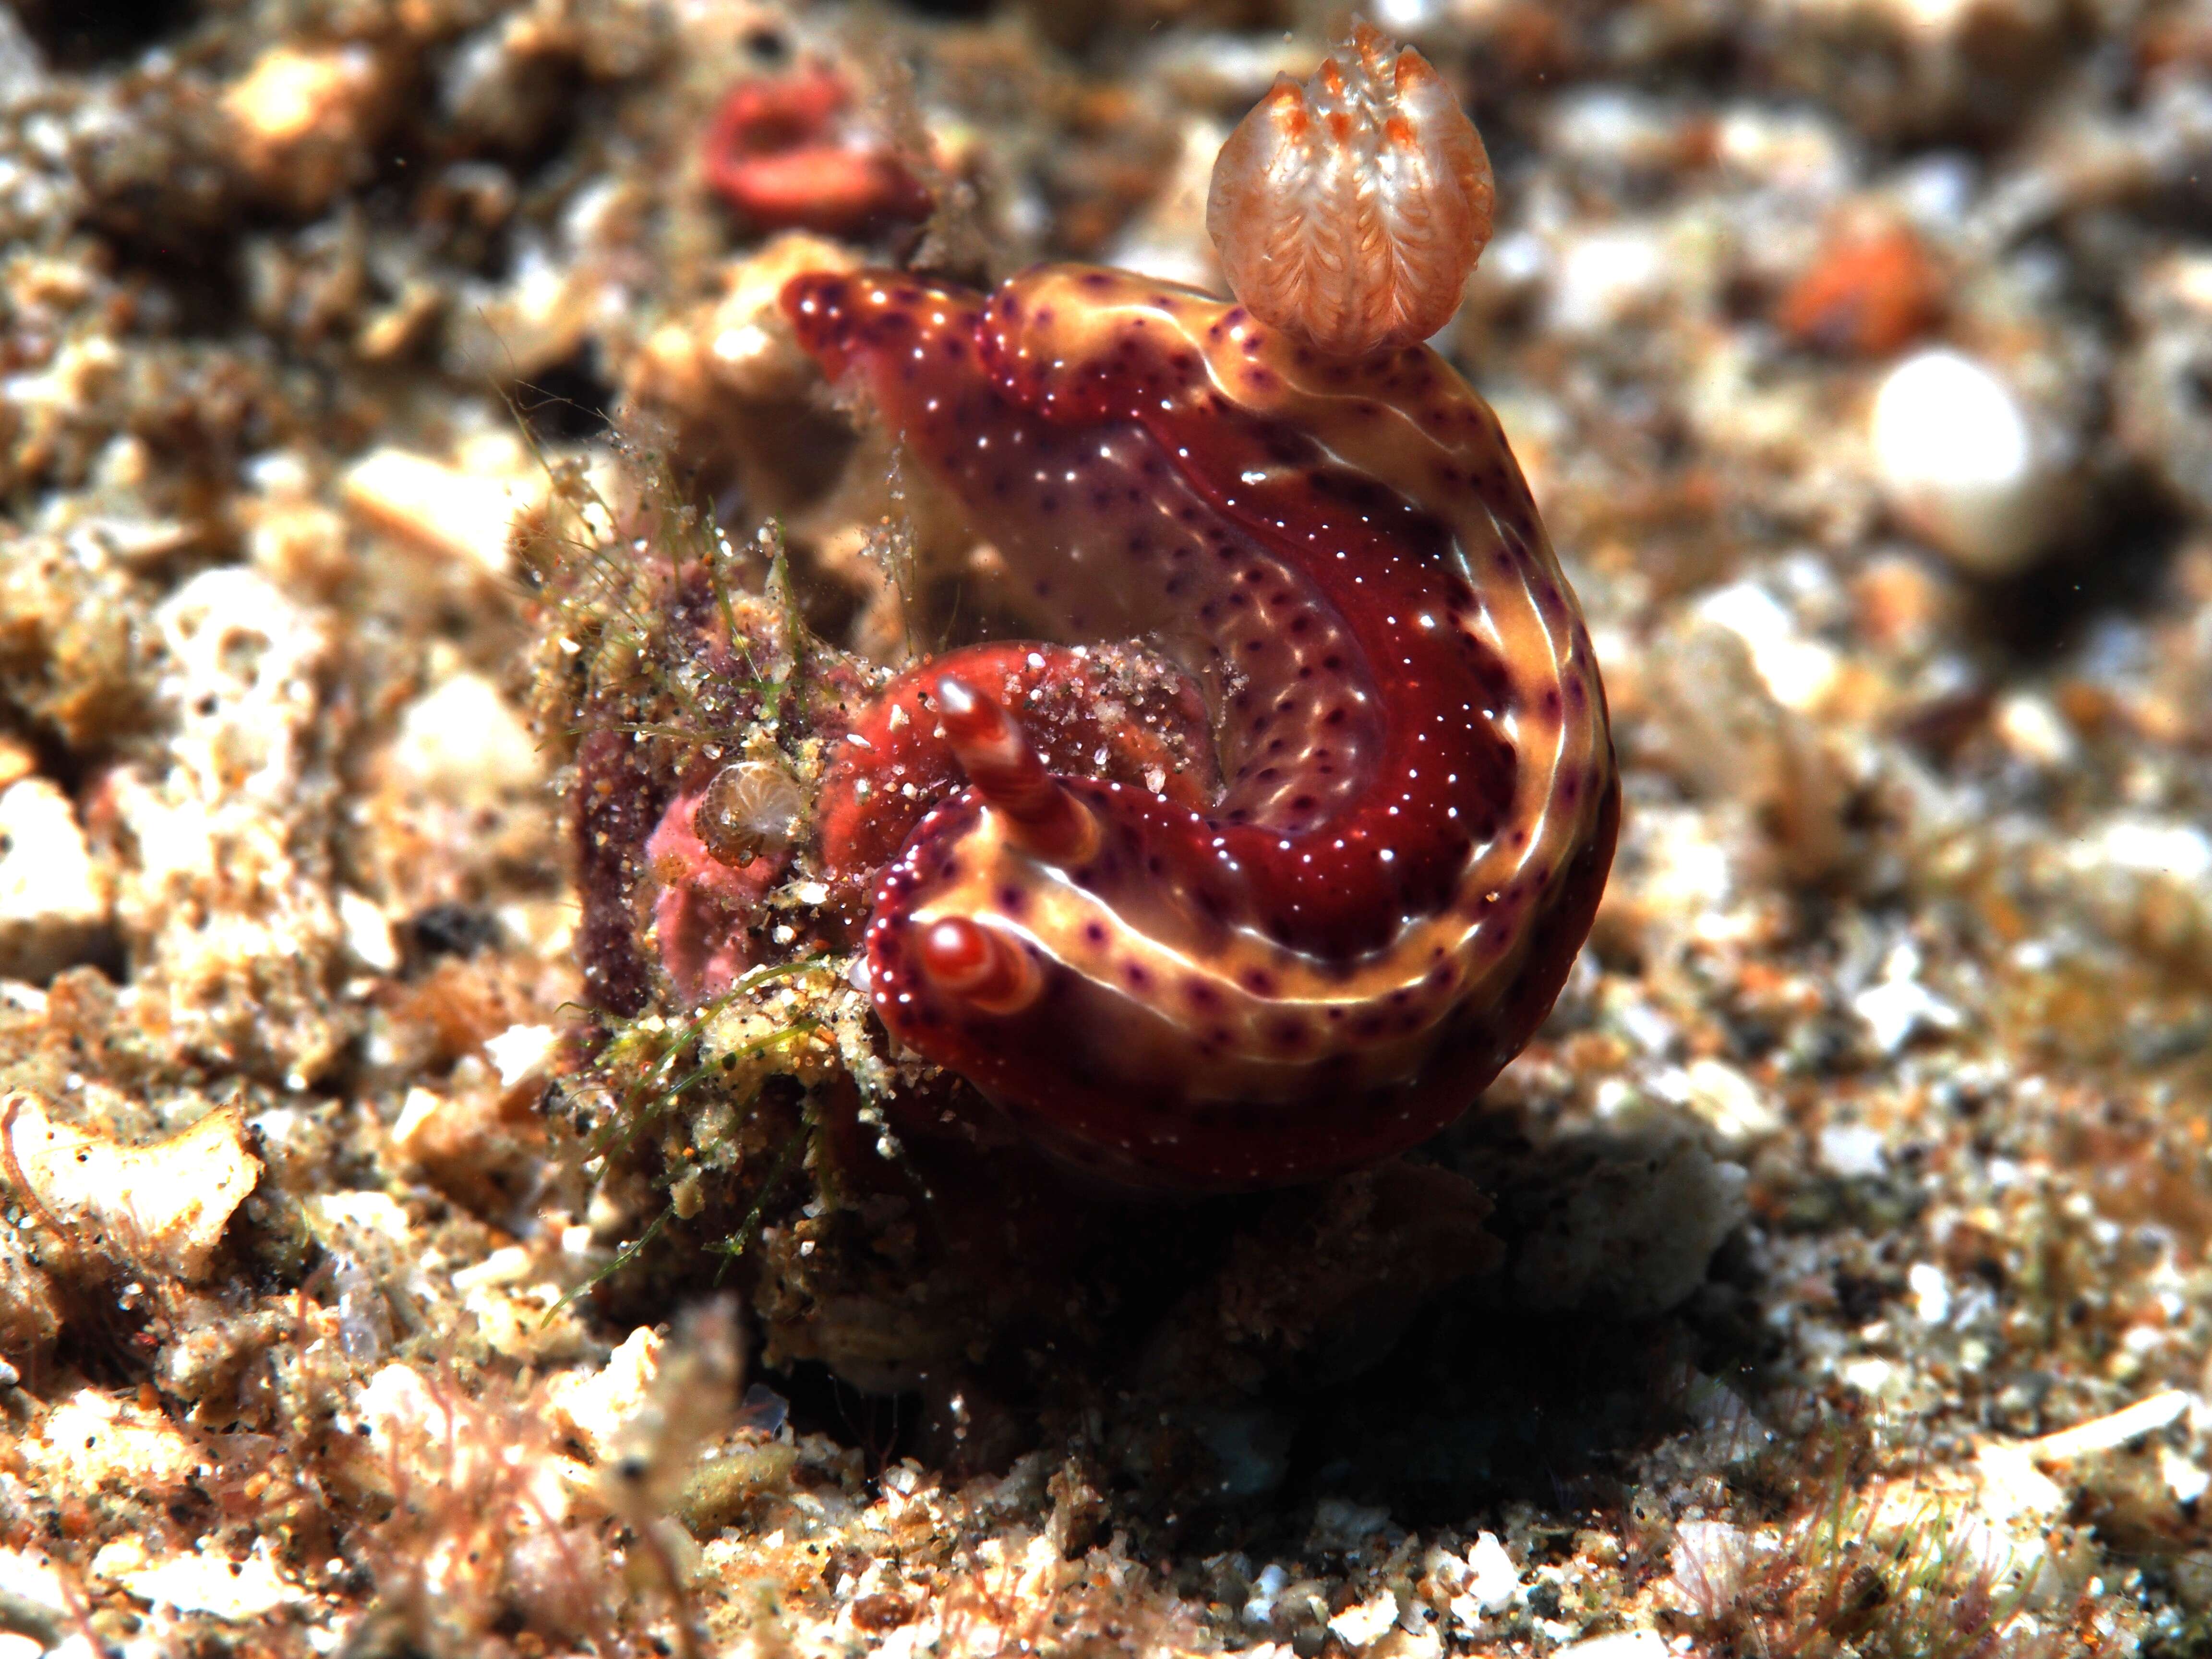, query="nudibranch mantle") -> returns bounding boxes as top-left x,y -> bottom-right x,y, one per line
783,263 -> 1617,1190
